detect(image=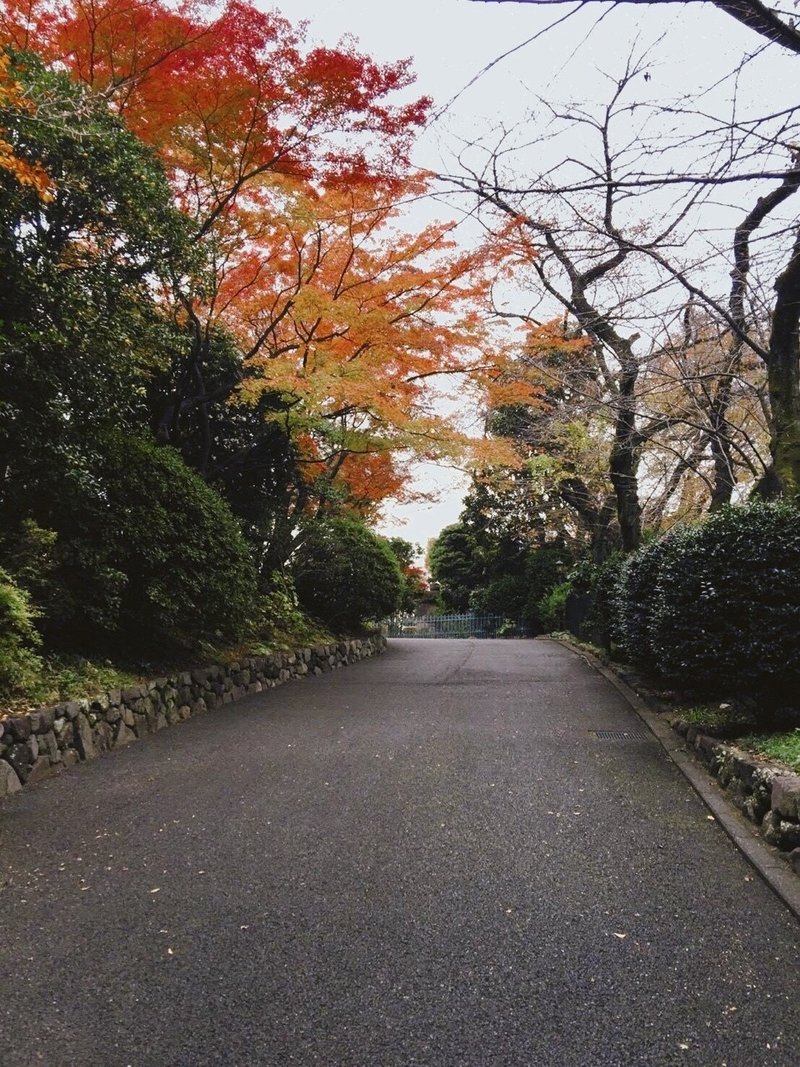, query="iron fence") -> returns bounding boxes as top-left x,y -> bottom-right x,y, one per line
386,613 -> 529,639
